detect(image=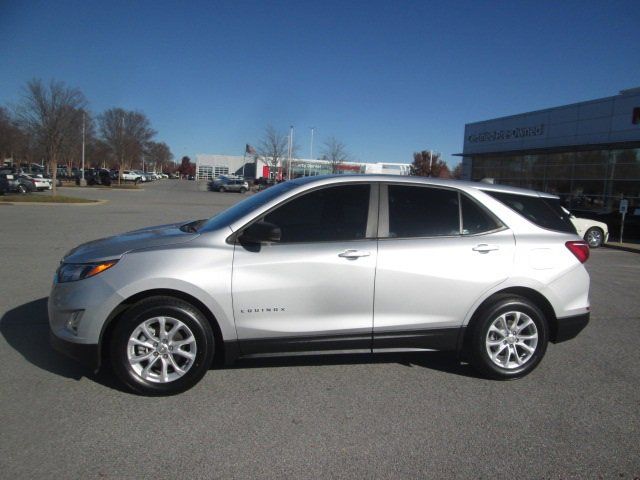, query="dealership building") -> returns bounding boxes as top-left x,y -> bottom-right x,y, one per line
461,88 -> 640,214
195,154 -> 411,180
